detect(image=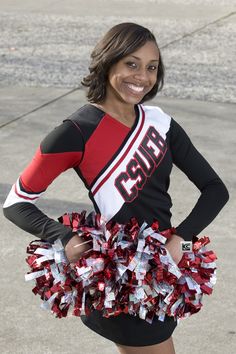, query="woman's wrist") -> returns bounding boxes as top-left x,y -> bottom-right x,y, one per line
64,233 -> 92,263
